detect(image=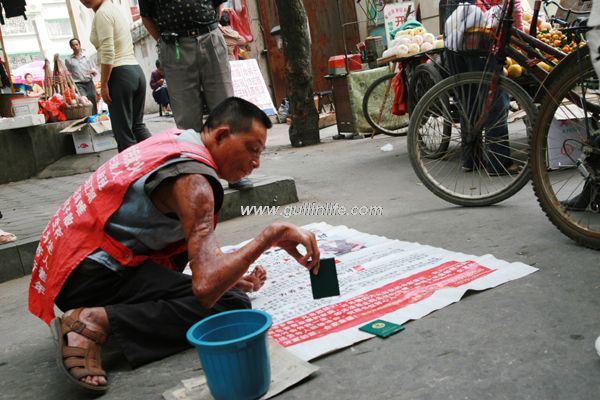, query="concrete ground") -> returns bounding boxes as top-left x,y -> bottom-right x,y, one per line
1,115 -> 600,400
